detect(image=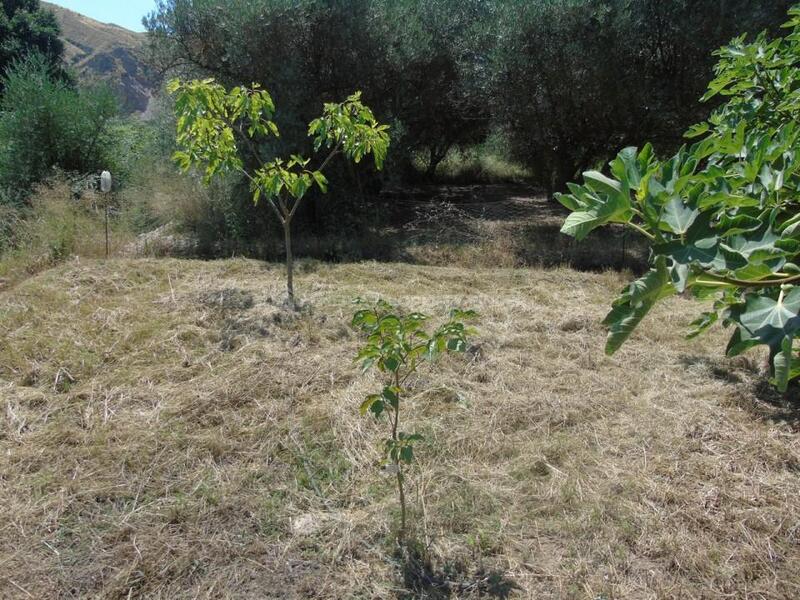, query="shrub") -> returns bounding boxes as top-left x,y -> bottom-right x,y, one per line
0,53 -> 118,202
